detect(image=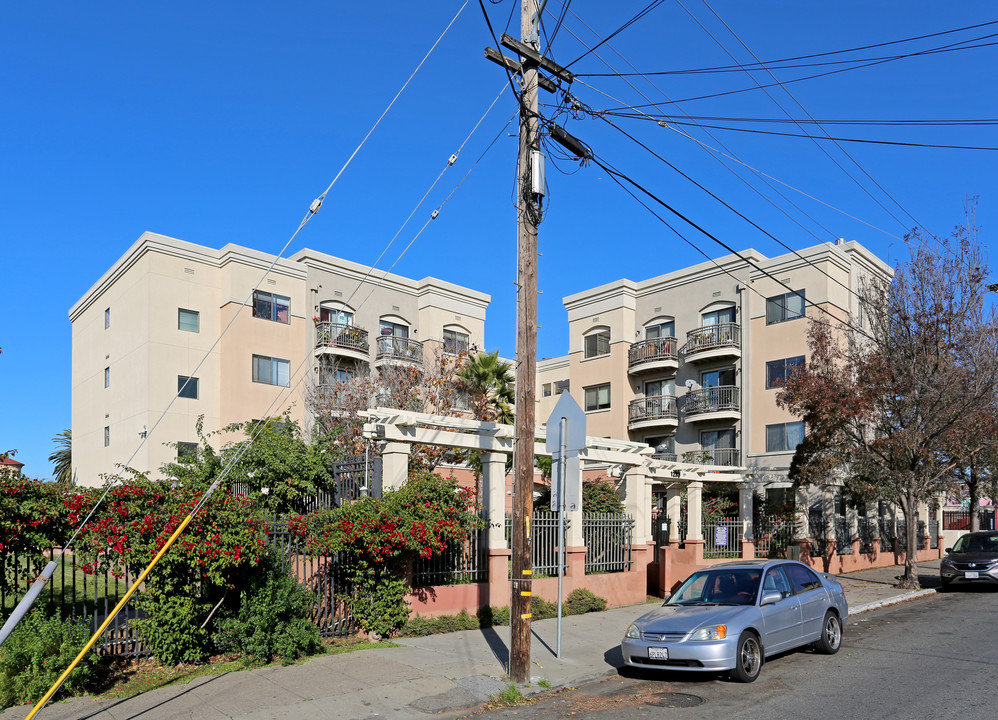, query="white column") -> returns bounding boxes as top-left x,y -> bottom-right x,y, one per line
381,441 -> 409,492
687,481 -> 704,541
623,467 -> 651,545
665,485 -> 682,540
738,484 -> 755,541
483,452 -> 508,551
